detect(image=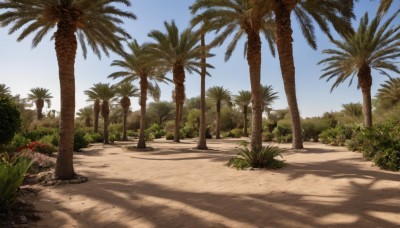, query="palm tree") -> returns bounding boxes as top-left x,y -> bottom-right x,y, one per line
115,83 -> 139,141
319,12 -> 400,127
191,0 -> 276,151
109,40 -> 167,148
341,103 -> 363,122
85,89 -> 101,133
261,85 -> 278,115
0,1 -> 135,180
77,106 -> 94,127
148,21 -> 209,143
27,87 -> 52,121
234,90 -> 252,137
376,77 -> 400,109
0,84 -> 11,97
85,83 -> 116,144
207,86 -> 231,139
